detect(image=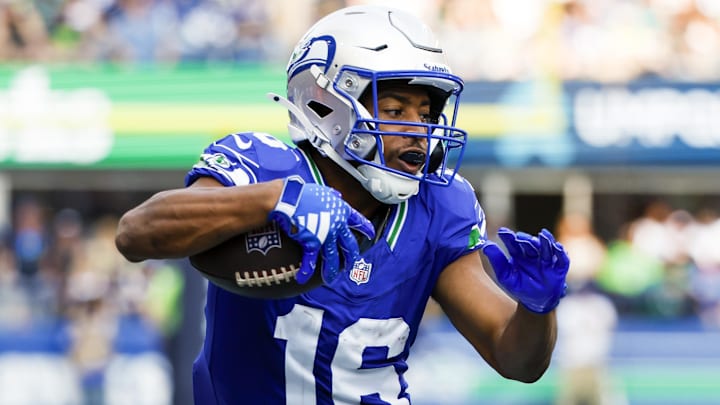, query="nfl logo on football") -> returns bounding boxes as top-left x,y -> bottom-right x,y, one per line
245,222 -> 282,255
349,258 -> 372,285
